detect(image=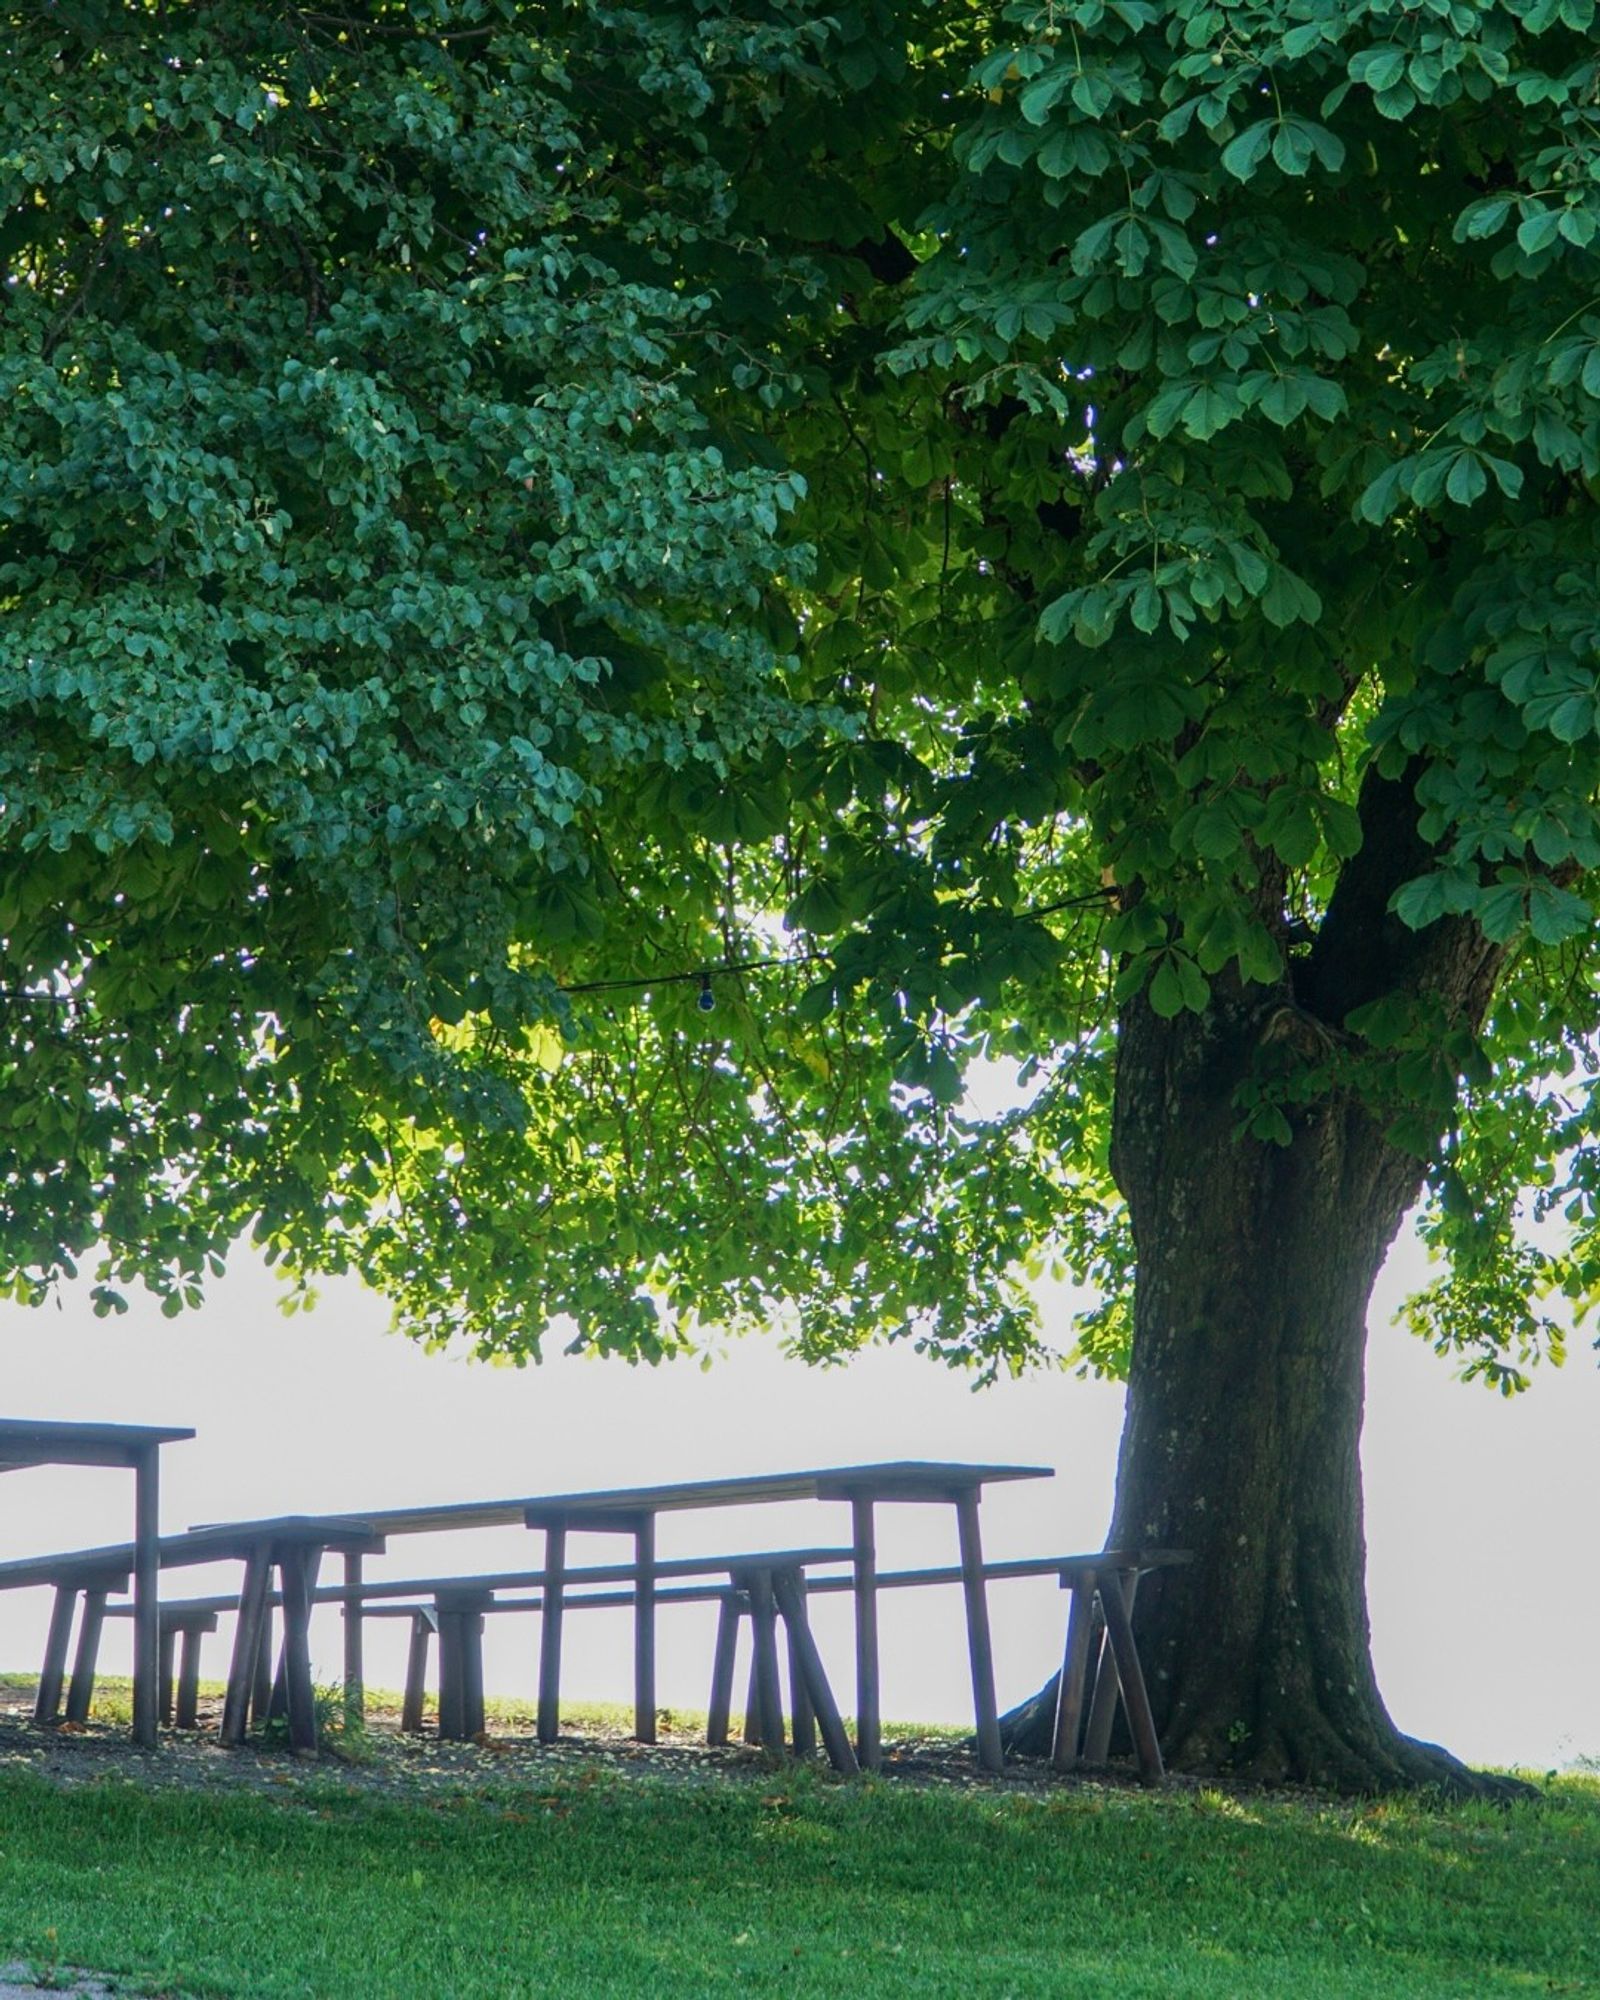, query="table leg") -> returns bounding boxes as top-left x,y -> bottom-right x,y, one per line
772,1569 -> 858,1777
132,1444 -> 160,1749
1083,1572 -> 1137,1766
401,1610 -> 434,1735
221,1549 -> 273,1746
343,1551 -> 365,1726
633,1515 -> 656,1744
280,1545 -> 319,1756
35,1585 -> 77,1724
955,1489 -> 1002,1774
1097,1568 -> 1164,1785
175,1623 -> 207,1730
1051,1570 -> 1098,1772
707,1592 -> 742,1747
536,1523 -> 565,1744
159,1620 -> 178,1727
851,1497 -> 881,1771
64,1588 -> 108,1725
